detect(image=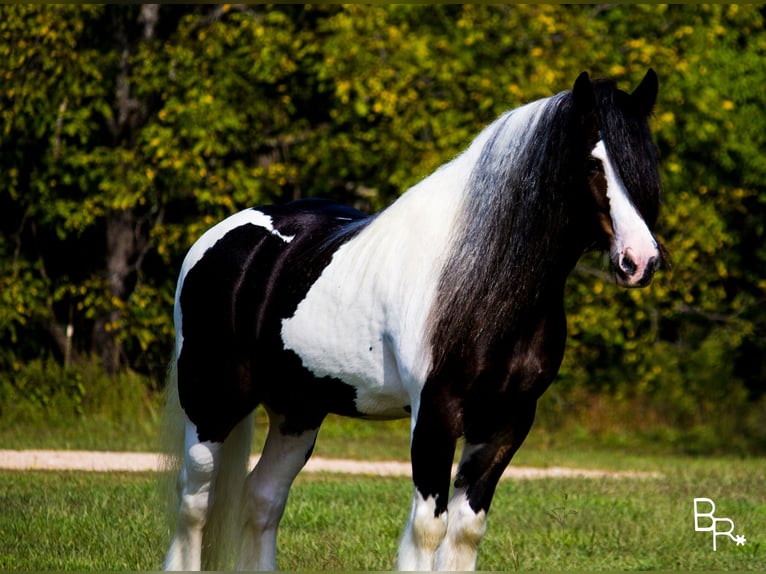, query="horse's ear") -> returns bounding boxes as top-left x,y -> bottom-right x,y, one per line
632,68 -> 658,115
572,71 -> 595,113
